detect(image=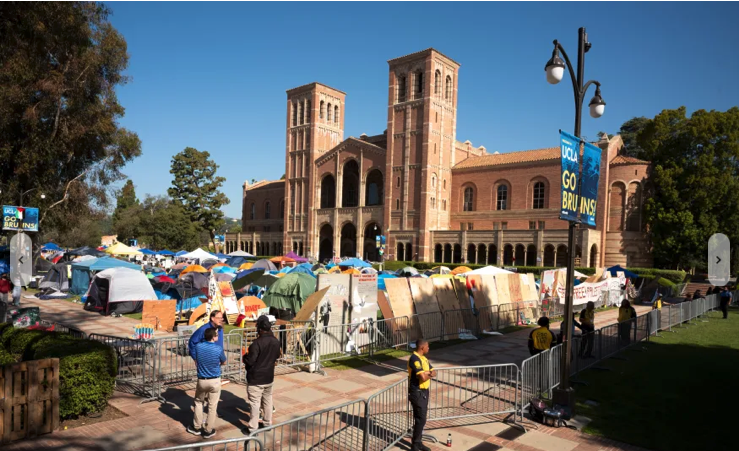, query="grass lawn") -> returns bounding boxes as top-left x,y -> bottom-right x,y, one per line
123,312 -> 142,320
573,307 -> 739,451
